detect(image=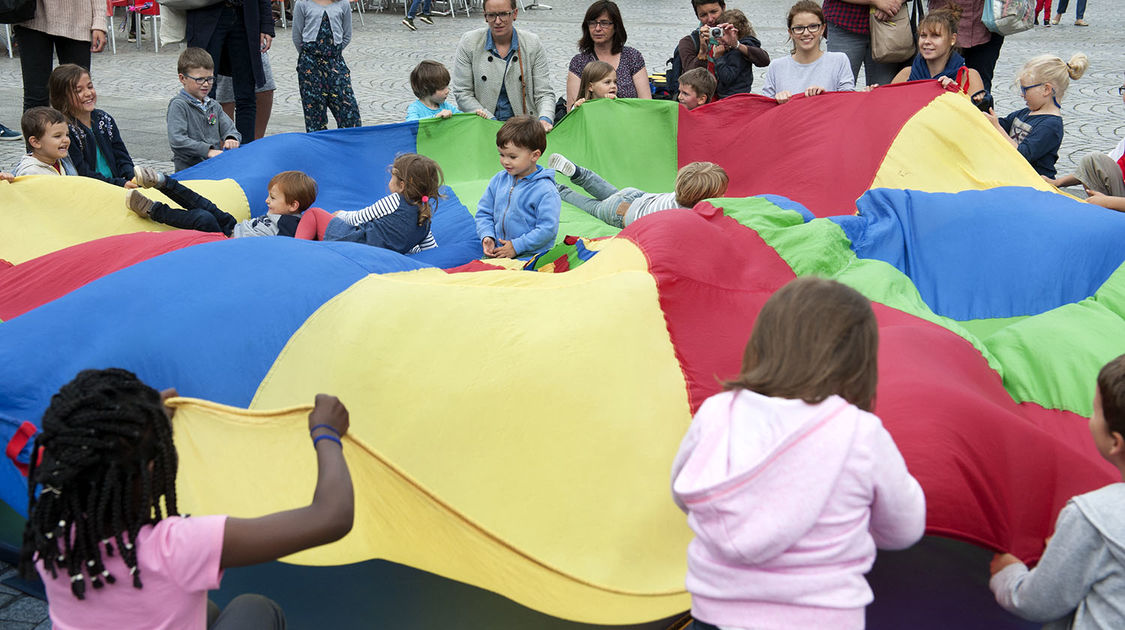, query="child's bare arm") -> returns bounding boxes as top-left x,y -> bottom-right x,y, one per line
1086,190 -> 1125,212
219,394 -> 354,568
